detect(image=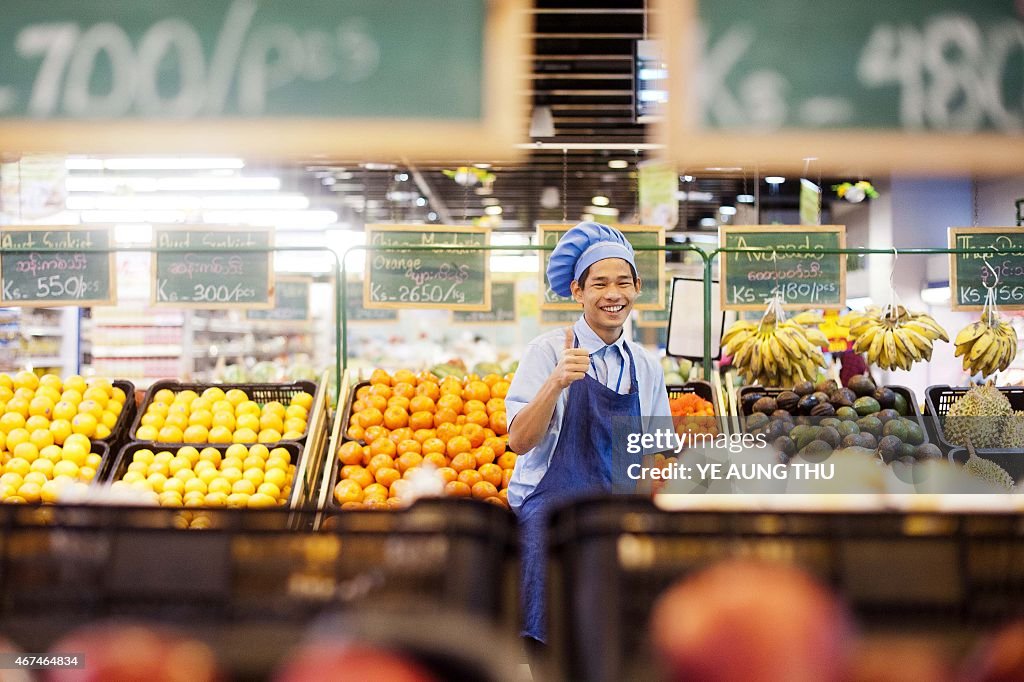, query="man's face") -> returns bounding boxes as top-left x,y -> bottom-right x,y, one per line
570,258 -> 641,335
